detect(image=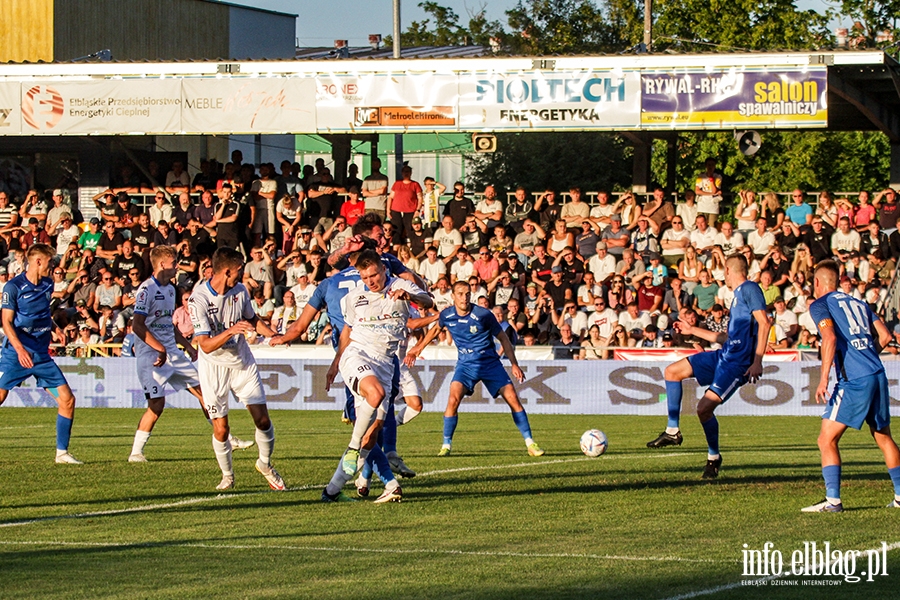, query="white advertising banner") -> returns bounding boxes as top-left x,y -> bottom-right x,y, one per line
0,81 -> 21,134
20,79 -> 182,135
181,77 -> 316,134
458,70 -> 641,130
5,359 -> 900,418
315,73 -> 459,132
